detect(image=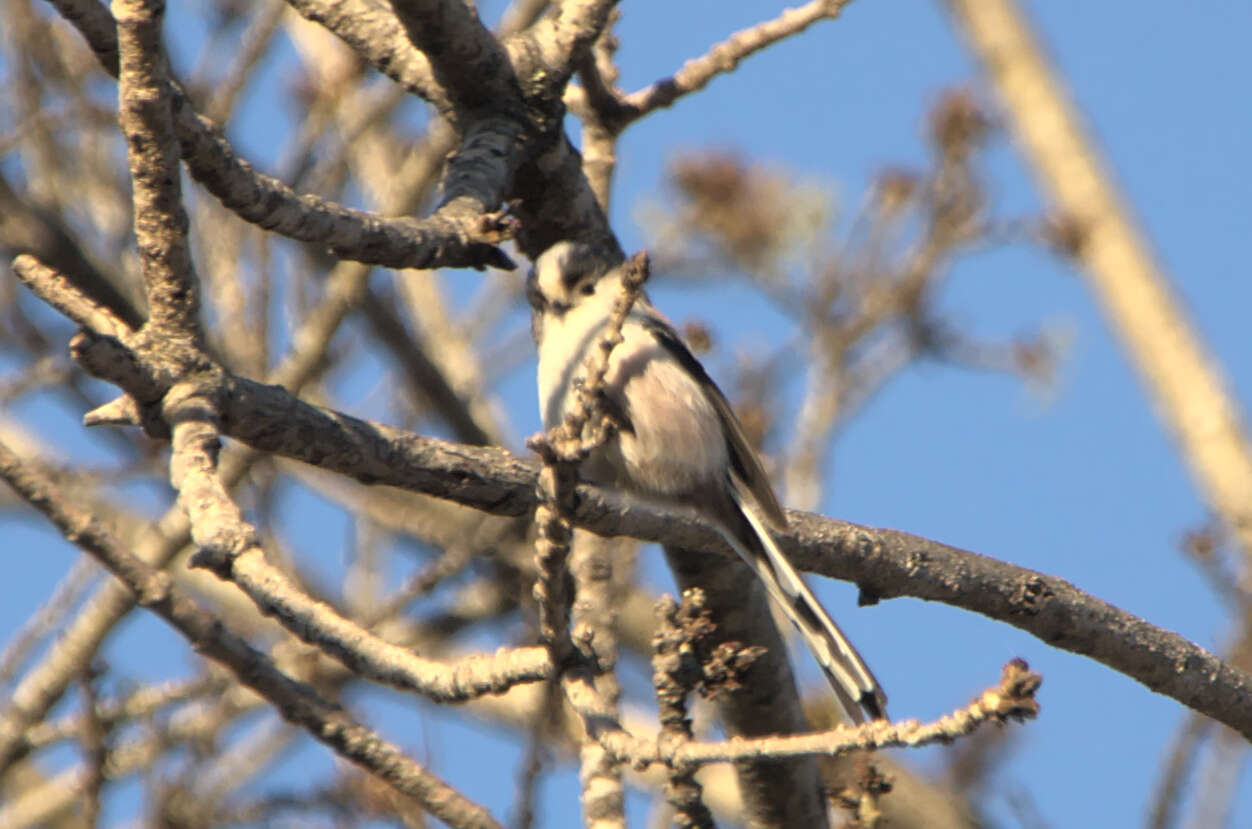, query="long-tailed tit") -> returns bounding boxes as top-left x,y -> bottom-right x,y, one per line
528,240 -> 887,723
